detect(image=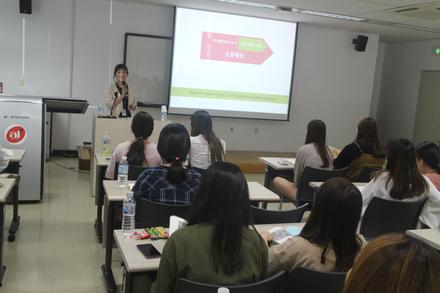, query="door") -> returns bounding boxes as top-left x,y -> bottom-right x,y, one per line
413,71 -> 440,144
